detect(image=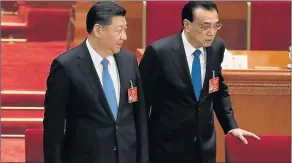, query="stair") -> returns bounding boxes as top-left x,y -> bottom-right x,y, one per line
1,90 -> 45,107
1,107 -> 44,138
1,91 -> 45,138
1,15 -> 27,42
0,91 -> 46,138
1,1 -> 19,14
1,1 -> 27,43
